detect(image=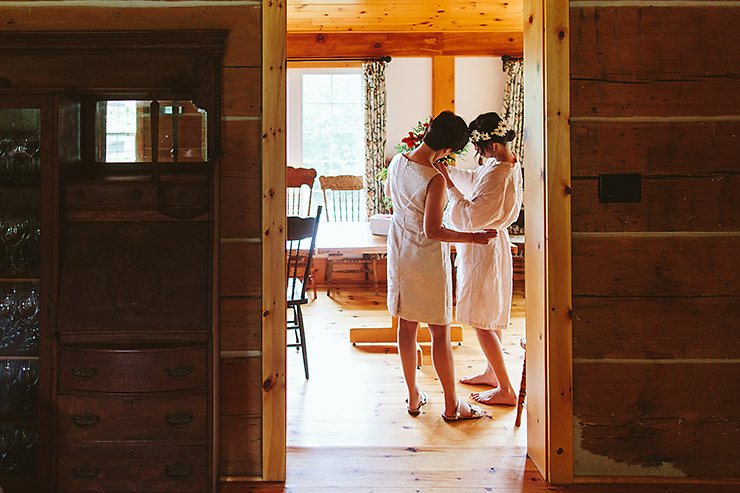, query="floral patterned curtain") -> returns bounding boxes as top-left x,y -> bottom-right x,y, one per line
502,56 -> 525,236
363,60 -> 390,217
502,56 -> 524,162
